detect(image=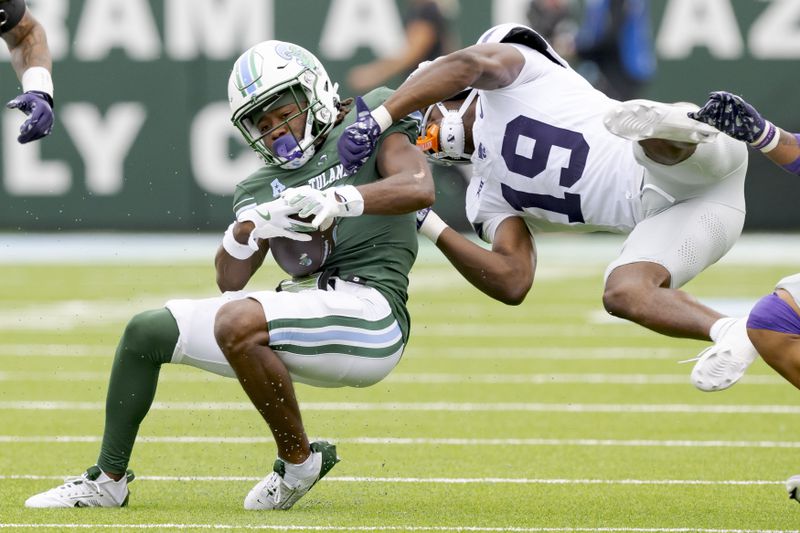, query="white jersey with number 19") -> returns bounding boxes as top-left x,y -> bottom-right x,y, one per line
466,43 -> 645,242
